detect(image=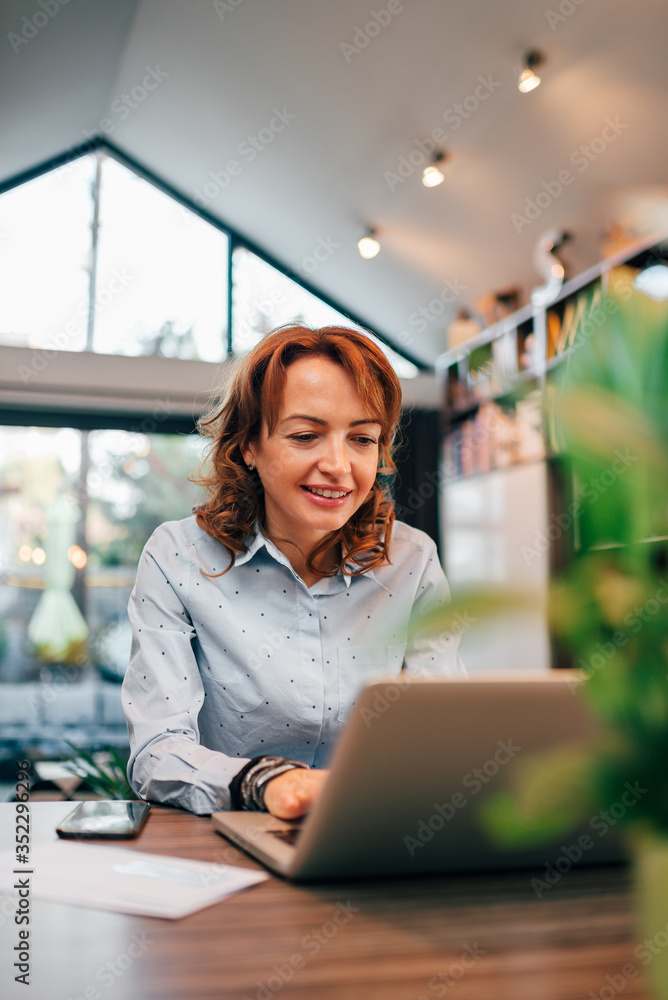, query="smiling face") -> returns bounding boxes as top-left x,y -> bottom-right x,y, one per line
243,355 -> 381,559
